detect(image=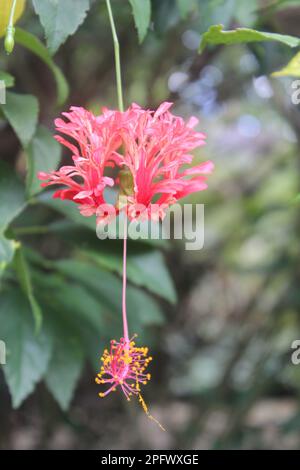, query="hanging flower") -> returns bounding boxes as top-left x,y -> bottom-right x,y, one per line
39,102 -> 213,430
39,103 -> 214,222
